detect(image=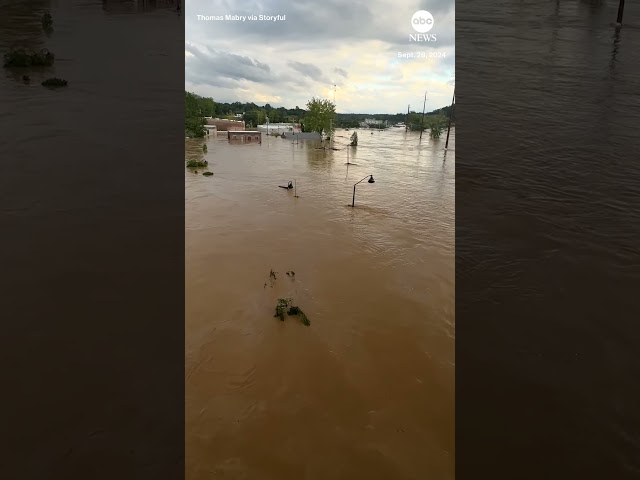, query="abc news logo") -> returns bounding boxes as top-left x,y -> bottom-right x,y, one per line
410,10 -> 436,42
